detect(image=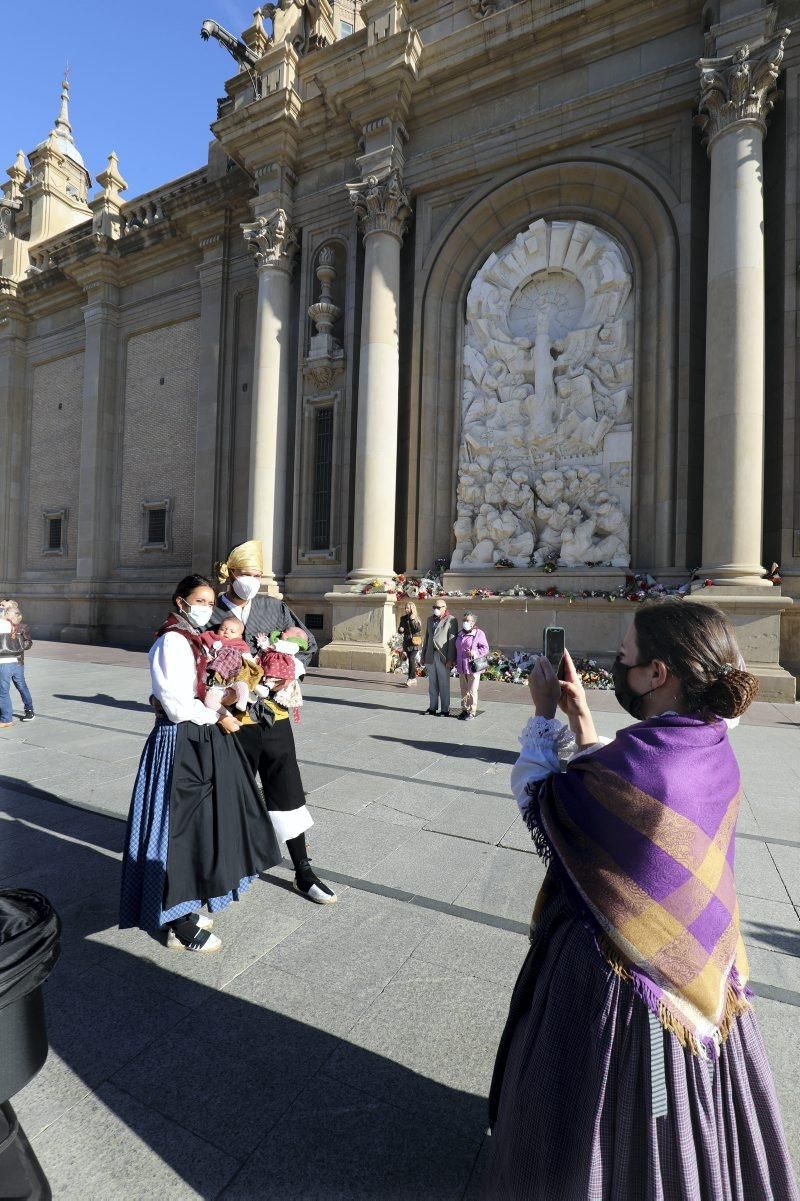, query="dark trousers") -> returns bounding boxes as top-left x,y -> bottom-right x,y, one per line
406,647 -> 419,679
0,663 -> 33,723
